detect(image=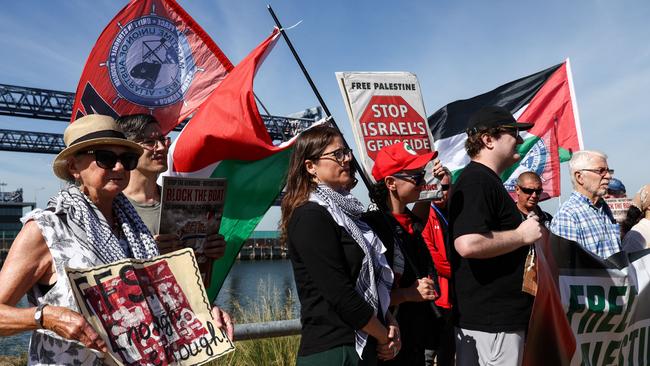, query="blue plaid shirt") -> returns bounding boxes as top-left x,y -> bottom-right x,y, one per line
550,191 -> 621,259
